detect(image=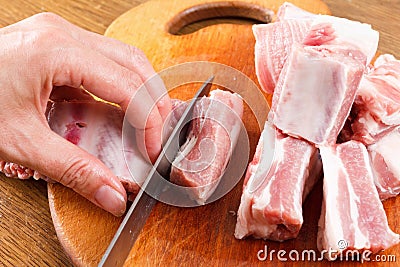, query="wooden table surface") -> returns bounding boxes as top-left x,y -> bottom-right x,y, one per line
0,0 -> 399,266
